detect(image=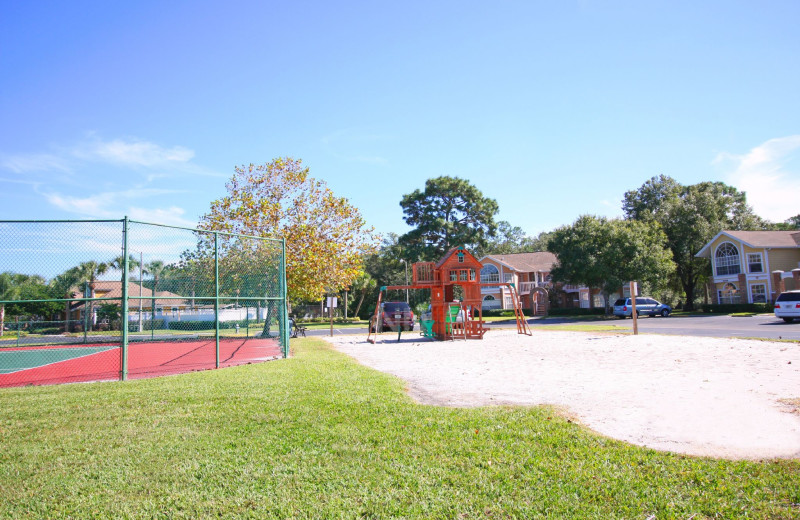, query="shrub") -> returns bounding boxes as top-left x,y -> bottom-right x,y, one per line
547,307 -> 606,316
167,319 -> 258,331
481,309 -> 517,318
700,303 -> 773,314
